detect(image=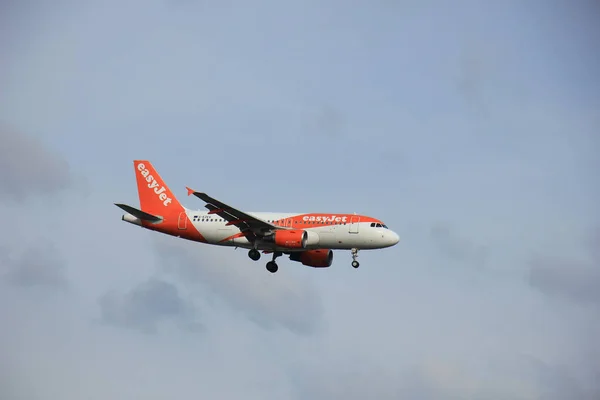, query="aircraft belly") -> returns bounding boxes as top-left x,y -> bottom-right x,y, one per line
334,226 -> 380,249
195,224 -> 242,245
